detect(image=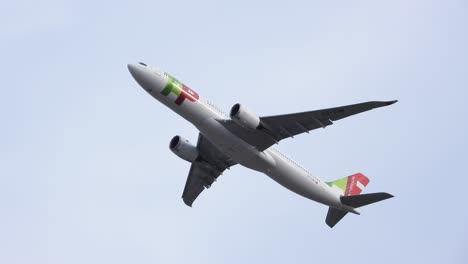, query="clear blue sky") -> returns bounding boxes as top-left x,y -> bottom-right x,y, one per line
1,0 -> 467,263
